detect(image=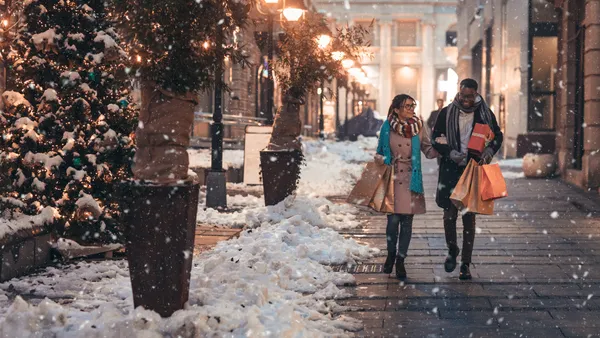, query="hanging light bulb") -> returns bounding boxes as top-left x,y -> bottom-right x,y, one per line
316,34 -> 332,49
342,58 -> 354,69
332,51 -> 345,61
